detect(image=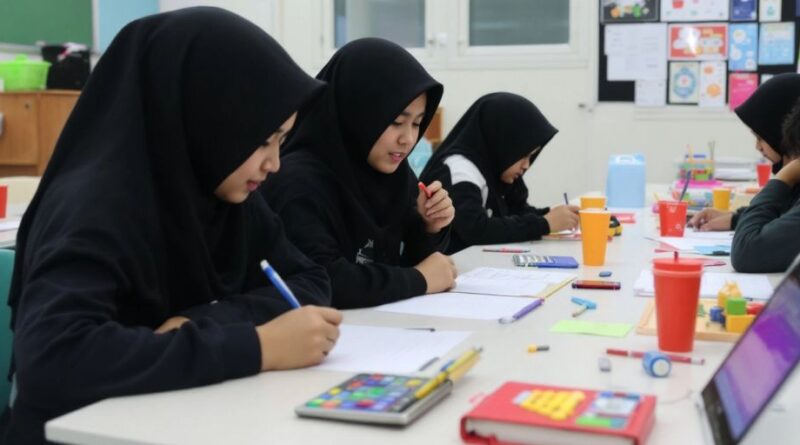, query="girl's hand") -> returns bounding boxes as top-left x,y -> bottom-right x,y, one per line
417,181 -> 455,233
